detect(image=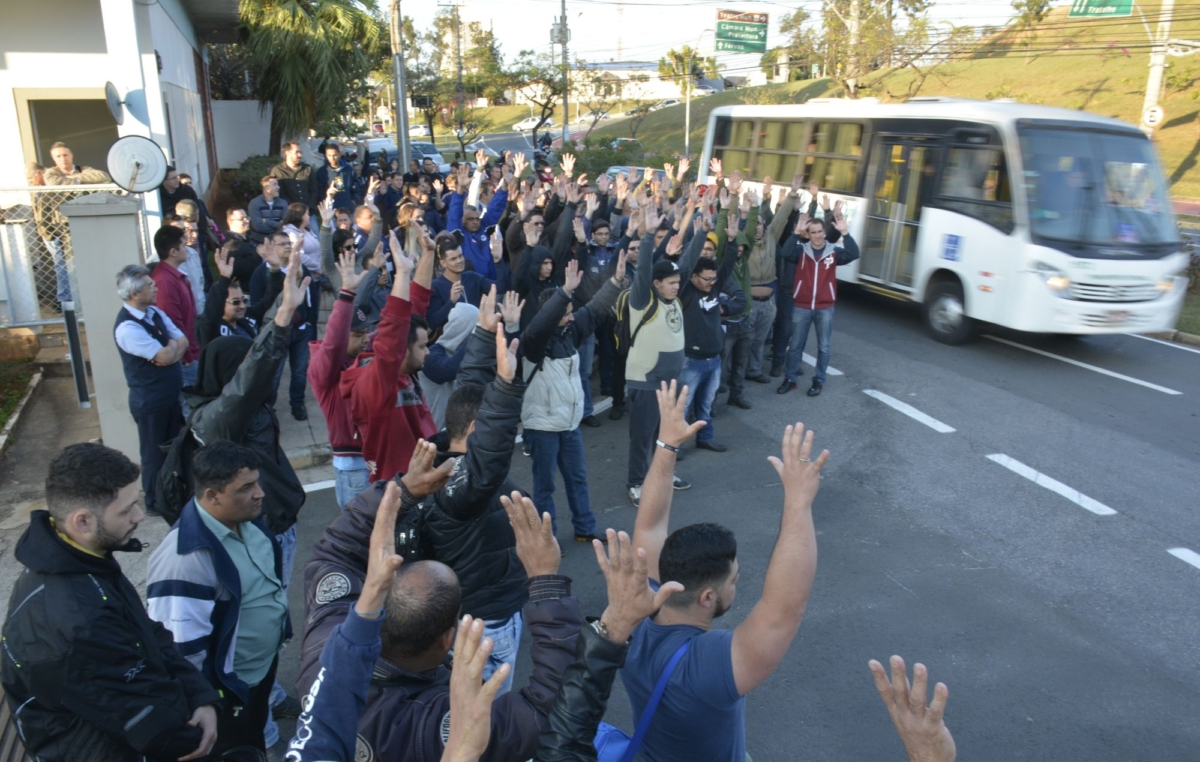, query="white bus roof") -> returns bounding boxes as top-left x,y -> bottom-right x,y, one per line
706,97 -> 1143,135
